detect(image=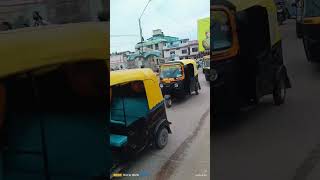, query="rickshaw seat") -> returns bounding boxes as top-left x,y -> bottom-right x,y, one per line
111,97 -> 148,127
3,113 -> 46,179
3,112 -> 109,179
110,134 -> 128,147
42,112 -> 108,178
